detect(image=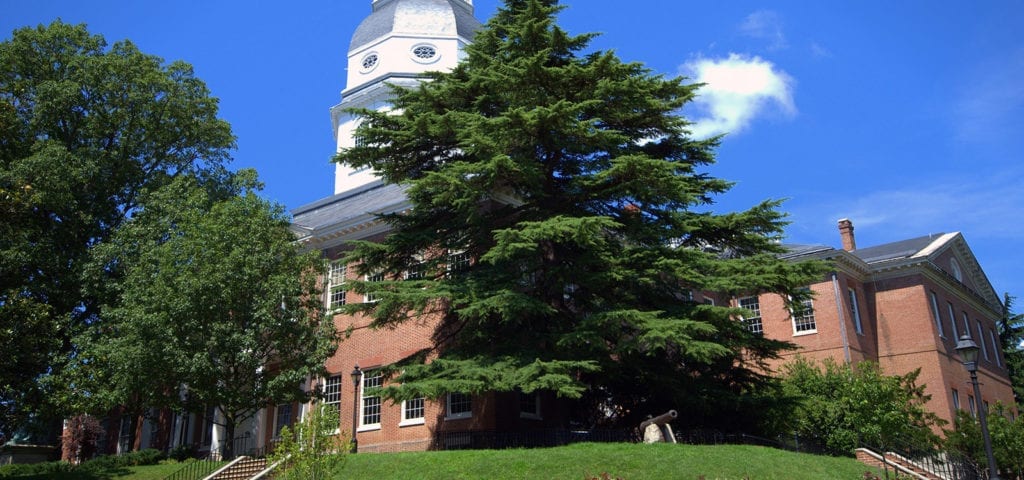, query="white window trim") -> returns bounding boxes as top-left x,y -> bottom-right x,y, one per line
410,43 -> 441,65
989,329 -> 1001,367
364,271 -> 383,303
947,302 -> 959,340
848,288 -> 863,335
445,392 -> 472,420
327,261 -> 347,311
977,321 -> 989,361
738,296 -> 763,336
274,403 -> 293,438
930,292 -> 945,338
791,294 -> 817,336
357,371 -> 382,432
322,375 -> 342,434
399,398 -> 426,427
